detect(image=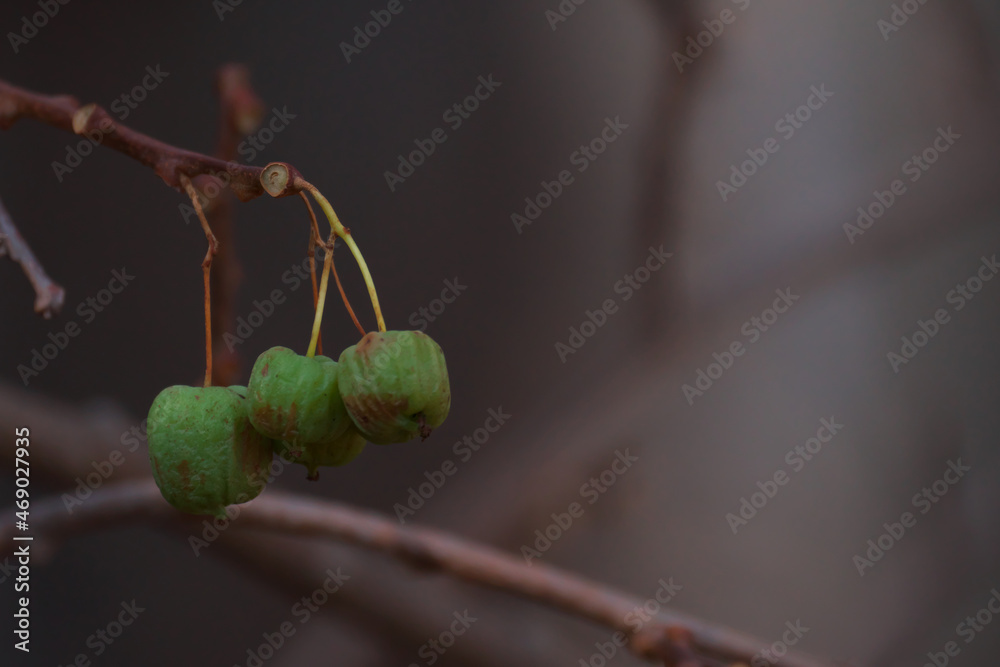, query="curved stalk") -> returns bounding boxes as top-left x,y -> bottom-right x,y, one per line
302,184 -> 386,333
